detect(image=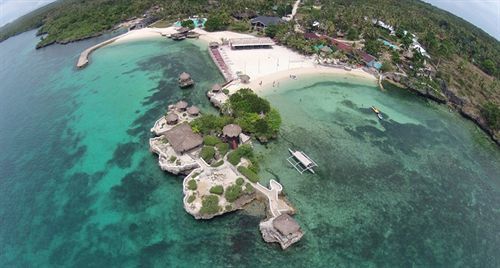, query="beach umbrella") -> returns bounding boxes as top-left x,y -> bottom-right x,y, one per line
239,74 -> 250,84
